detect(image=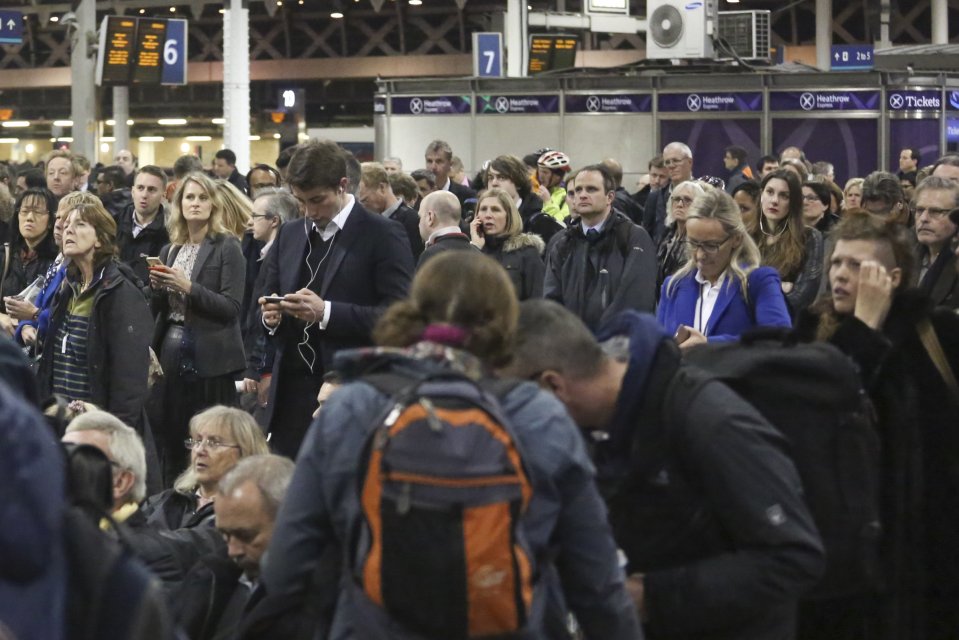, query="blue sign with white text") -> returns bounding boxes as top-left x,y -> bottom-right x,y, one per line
948,117 -> 959,142
769,91 -> 880,112
830,45 -> 874,71
565,94 -> 652,113
0,10 -> 24,45
658,92 -> 762,113
478,95 -> 559,114
161,19 -> 187,85
886,90 -> 942,111
474,32 -> 503,78
392,96 -> 472,116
